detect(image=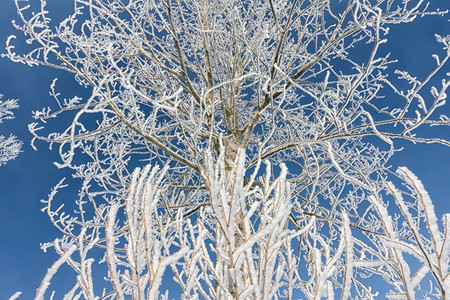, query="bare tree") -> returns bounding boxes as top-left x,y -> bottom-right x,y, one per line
5,0 -> 449,299
0,95 -> 21,166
